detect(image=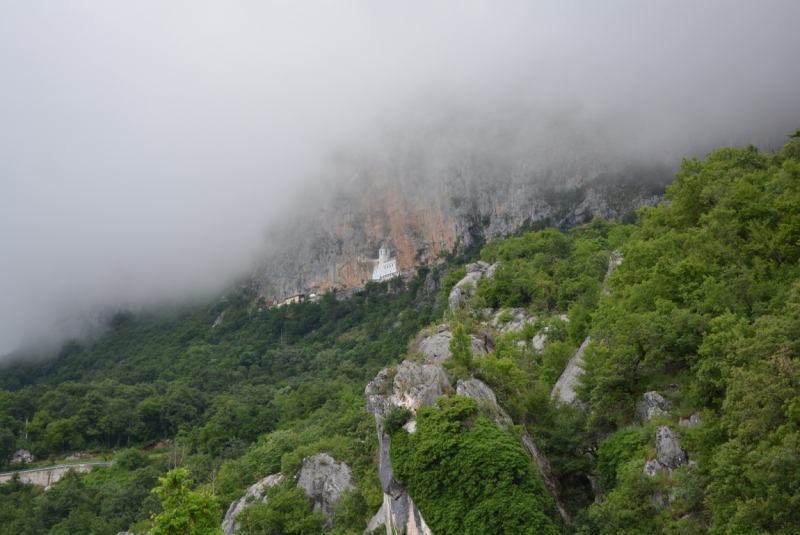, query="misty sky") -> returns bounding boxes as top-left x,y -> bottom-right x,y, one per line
2,1 -> 800,355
